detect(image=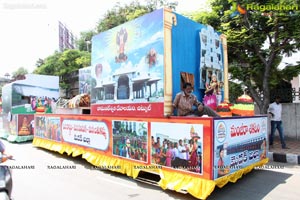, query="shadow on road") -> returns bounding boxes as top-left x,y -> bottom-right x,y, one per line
208,170 -> 292,200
